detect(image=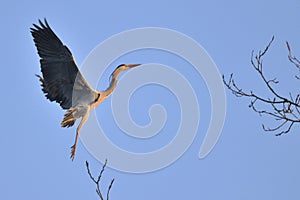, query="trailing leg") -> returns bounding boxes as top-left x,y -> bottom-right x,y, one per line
70,109 -> 90,160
